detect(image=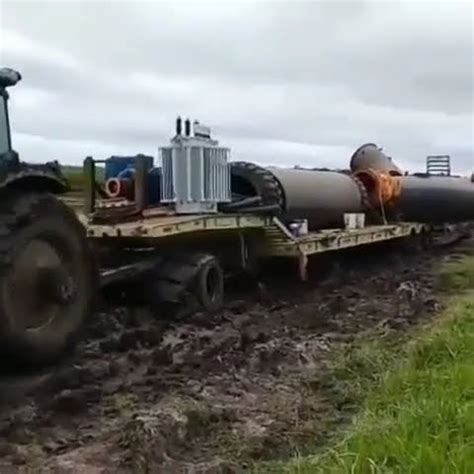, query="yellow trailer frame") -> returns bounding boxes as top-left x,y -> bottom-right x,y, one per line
262,217 -> 430,280
79,213 -> 270,239
80,211 -> 430,283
